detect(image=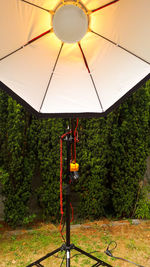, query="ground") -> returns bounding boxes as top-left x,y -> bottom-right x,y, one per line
0,219 -> 150,267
